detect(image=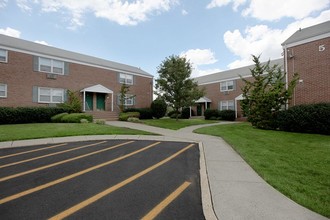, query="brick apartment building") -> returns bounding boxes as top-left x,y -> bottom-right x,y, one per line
194,20 -> 330,119
282,20 -> 330,106
0,34 -> 153,120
